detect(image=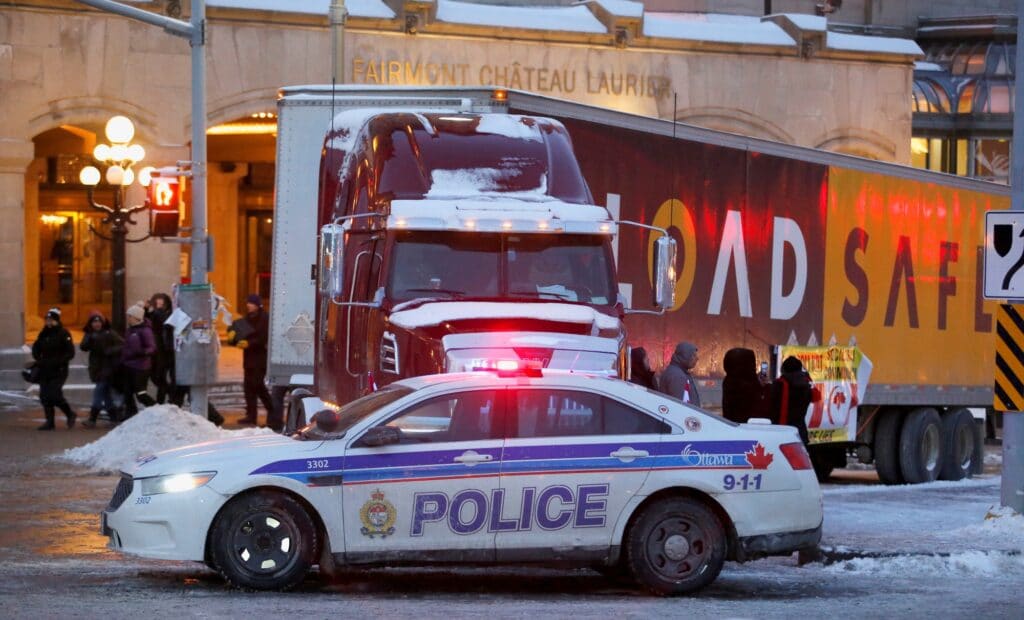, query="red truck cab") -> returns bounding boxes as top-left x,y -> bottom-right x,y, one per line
314,112 -> 627,405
